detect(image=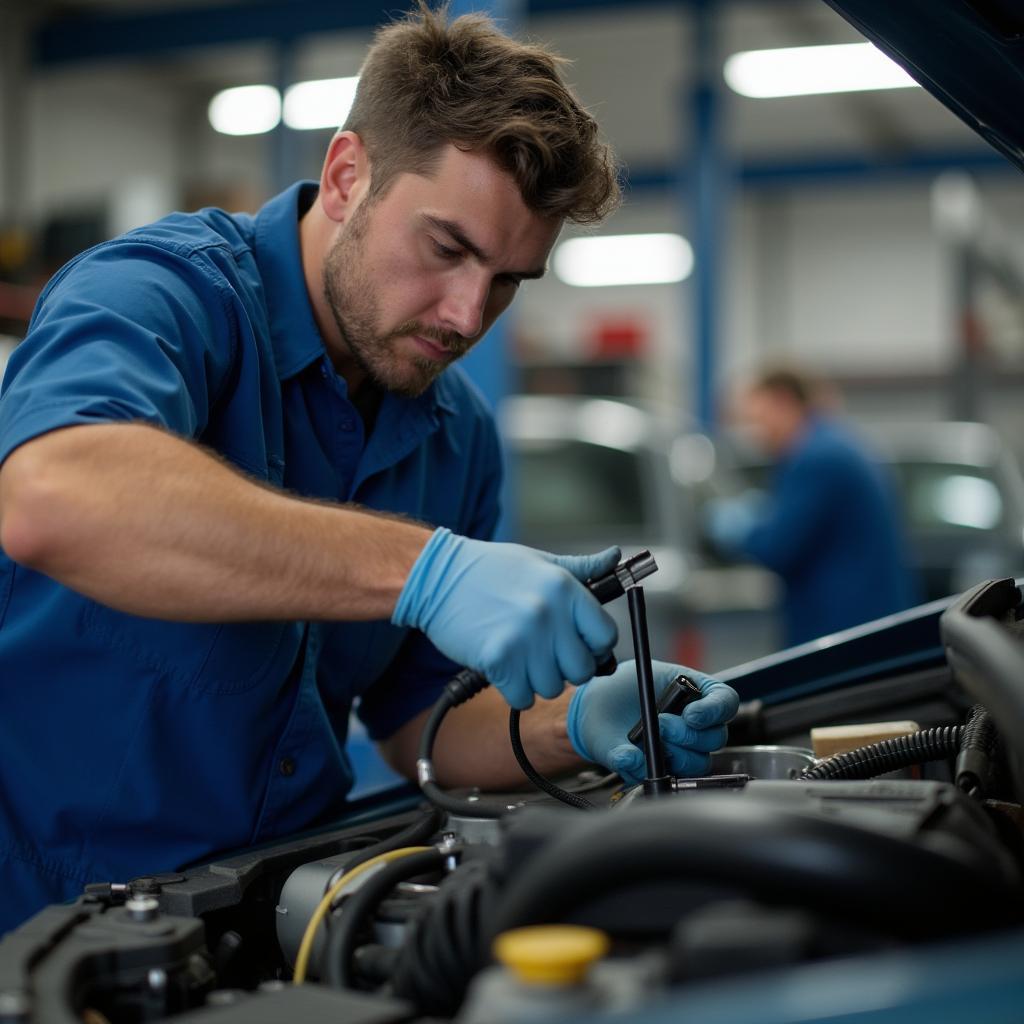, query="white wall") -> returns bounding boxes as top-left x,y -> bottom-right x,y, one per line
26,66 -> 185,231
